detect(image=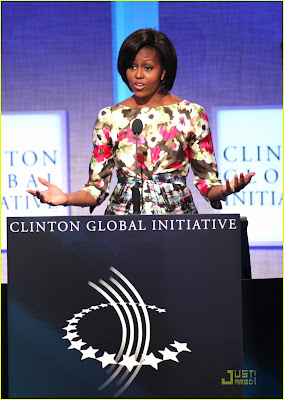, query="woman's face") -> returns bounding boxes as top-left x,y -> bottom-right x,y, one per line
126,47 -> 166,103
